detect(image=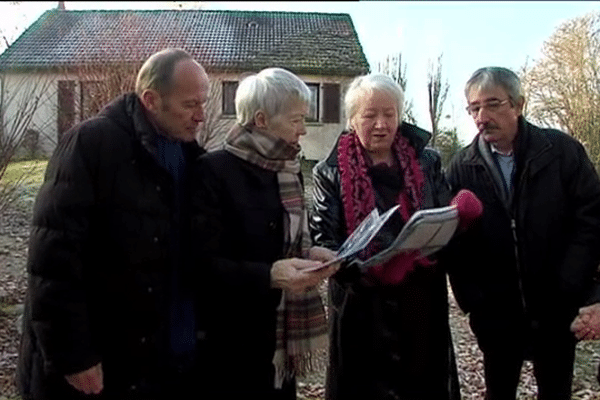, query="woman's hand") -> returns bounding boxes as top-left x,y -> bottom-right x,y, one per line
271,257 -> 339,294
65,362 -> 104,395
308,246 -> 339,264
